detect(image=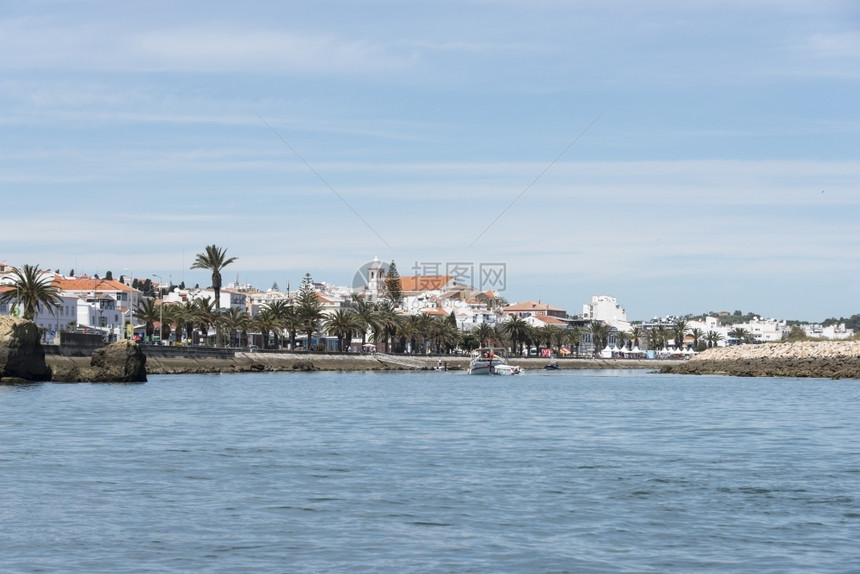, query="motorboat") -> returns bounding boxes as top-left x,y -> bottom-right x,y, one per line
468,348 -> 521,375
492,364 -> 522,375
